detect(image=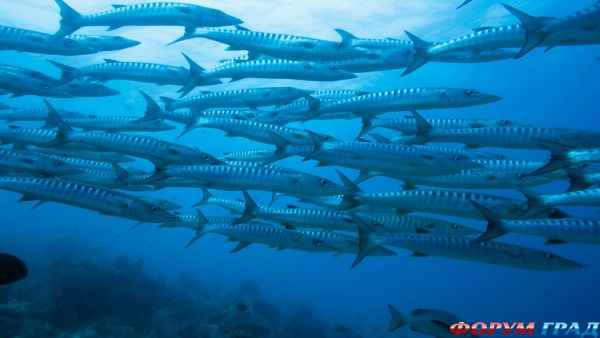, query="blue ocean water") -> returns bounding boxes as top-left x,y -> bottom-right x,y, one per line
0,0 -> 599,337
